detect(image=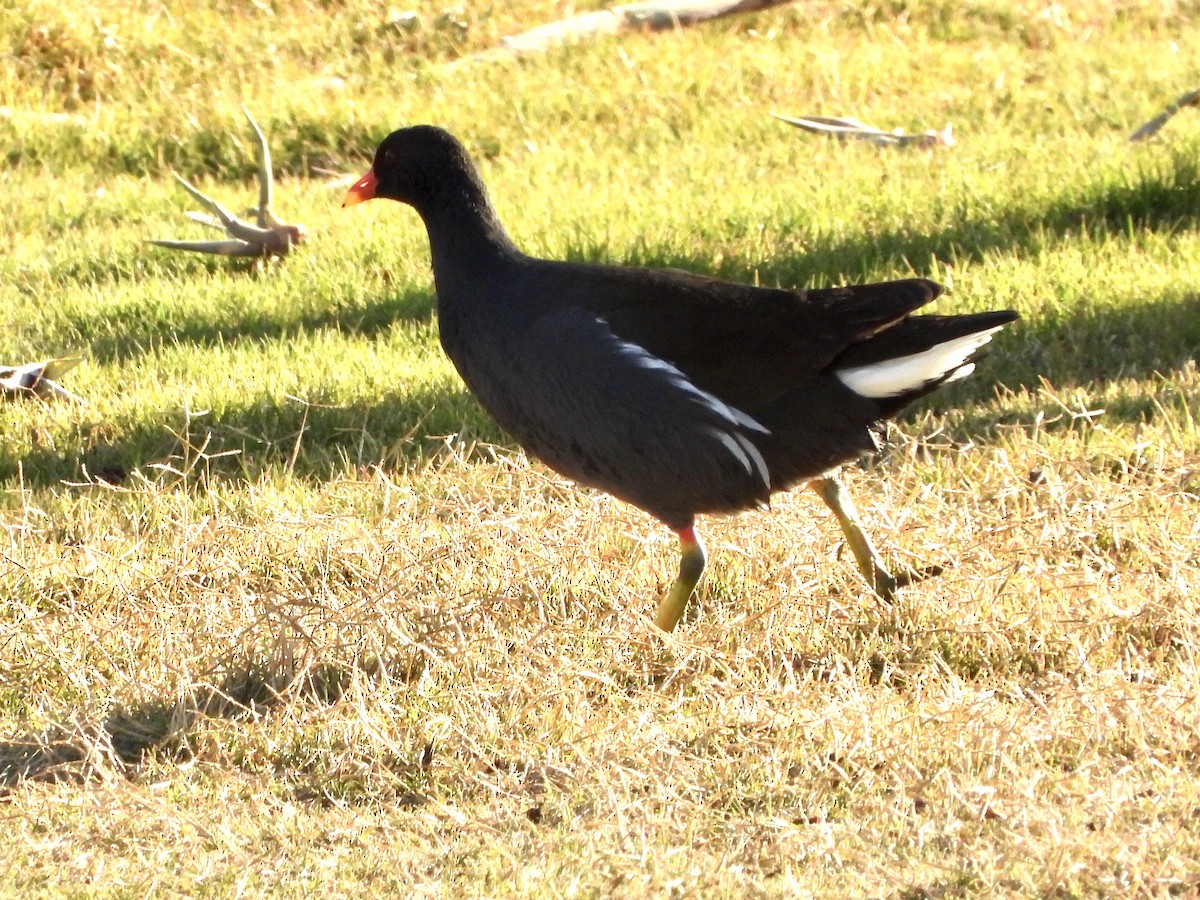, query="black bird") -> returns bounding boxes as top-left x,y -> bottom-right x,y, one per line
344,126 -> 1017,632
